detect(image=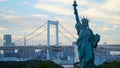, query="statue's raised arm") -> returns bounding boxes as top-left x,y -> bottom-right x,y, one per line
73,0 -> 82,35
